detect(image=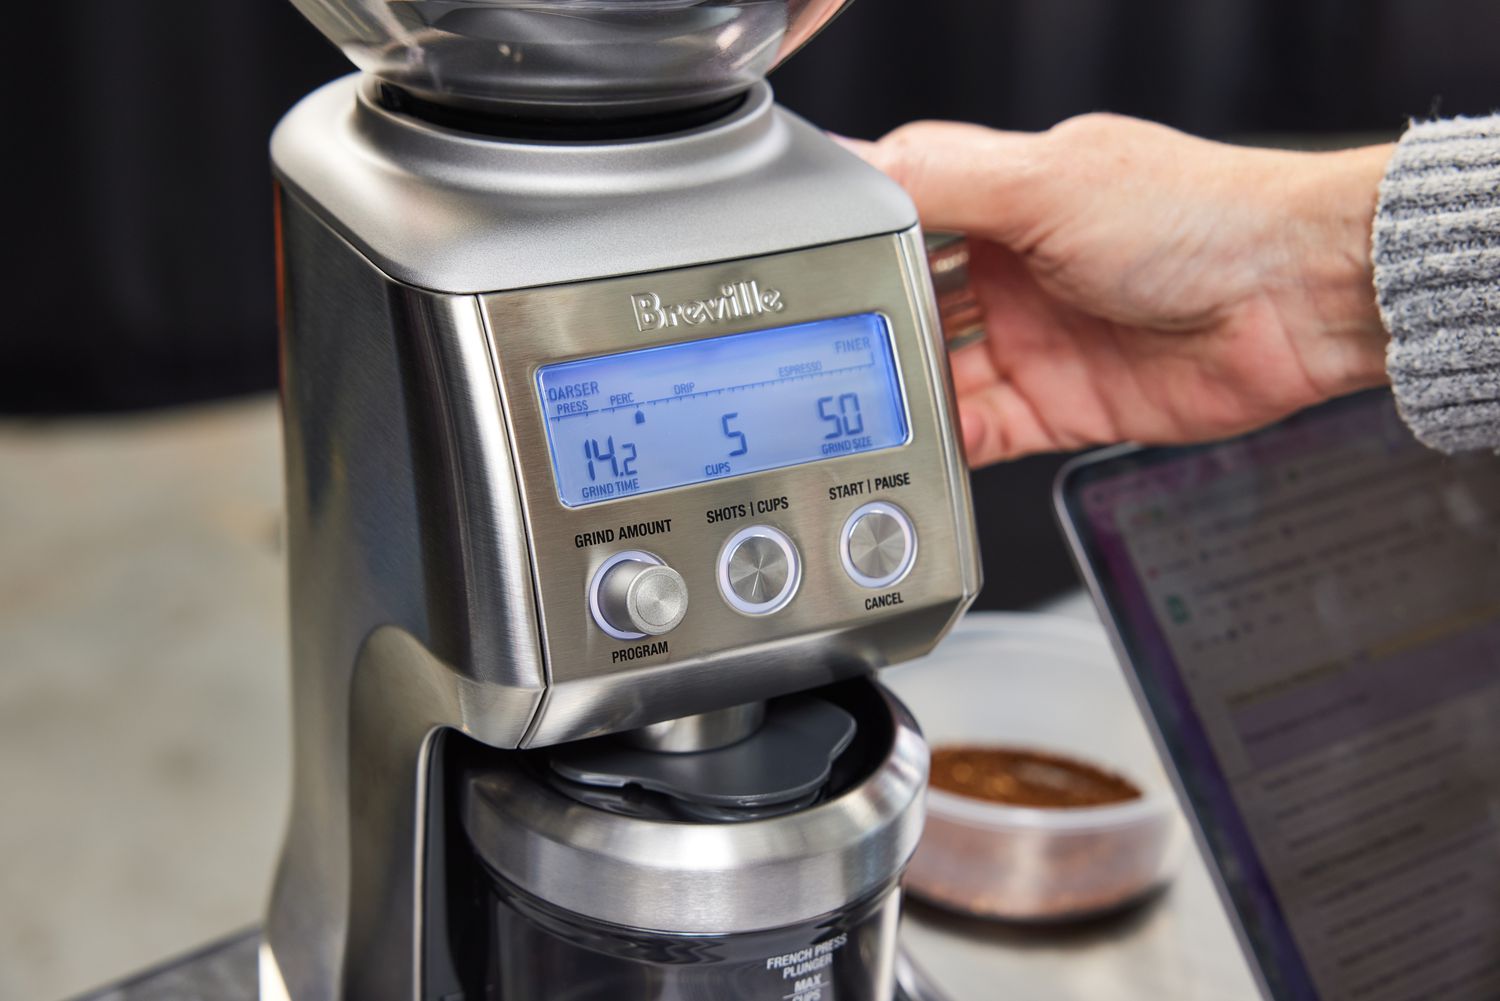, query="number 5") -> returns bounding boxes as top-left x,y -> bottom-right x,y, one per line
722,413 -> 748,457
